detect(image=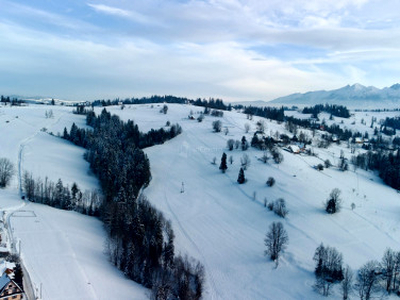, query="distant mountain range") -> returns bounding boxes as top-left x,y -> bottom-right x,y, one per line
267,83 -> 400,108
